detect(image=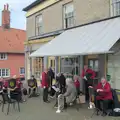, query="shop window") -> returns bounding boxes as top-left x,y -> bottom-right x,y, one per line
33,57 -> 43,78
61,56 -> 79,75
50,59 -> 55,70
